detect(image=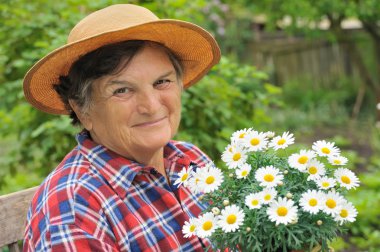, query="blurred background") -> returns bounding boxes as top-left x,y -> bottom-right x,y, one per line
0,0 -> 379,251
